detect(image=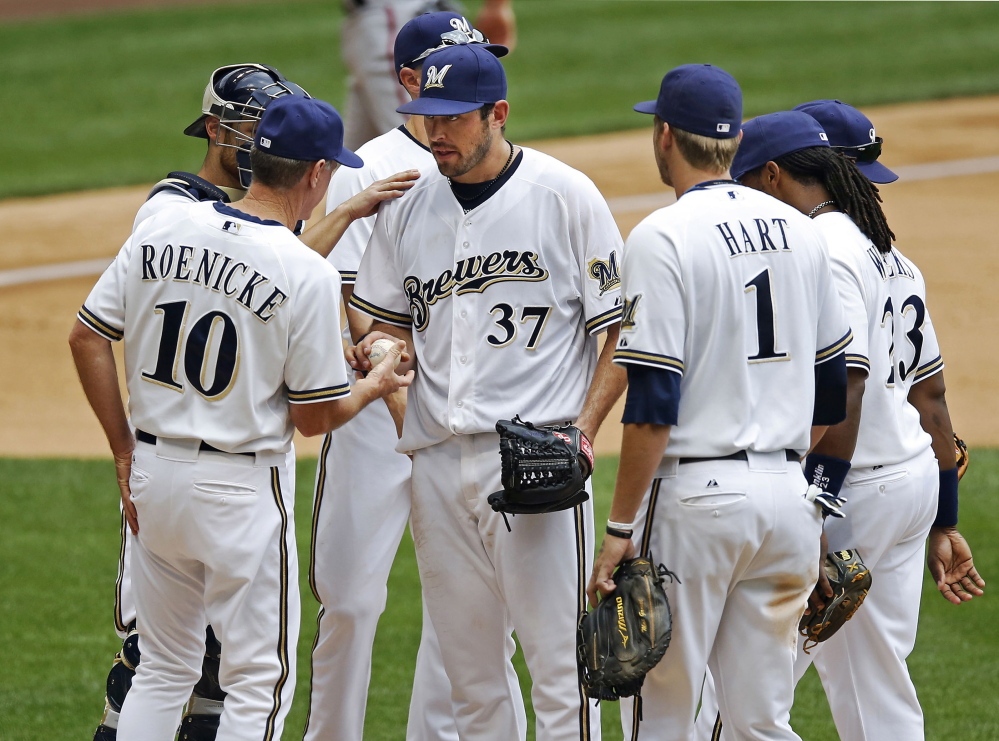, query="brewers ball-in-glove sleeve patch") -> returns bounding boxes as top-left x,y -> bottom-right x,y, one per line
954,433 -> 969,481
799,548 -> 872,653
577,557 -> 675,701
488,415 -> 594,517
